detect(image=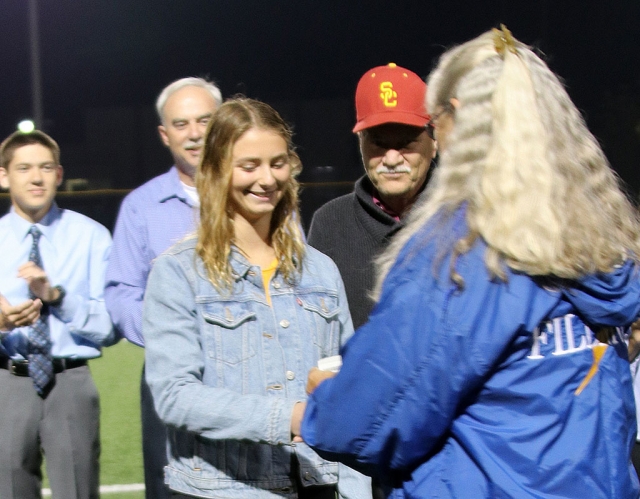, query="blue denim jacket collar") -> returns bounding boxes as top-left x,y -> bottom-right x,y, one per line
229,247 -> 255,280
228,247 -> 300,290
